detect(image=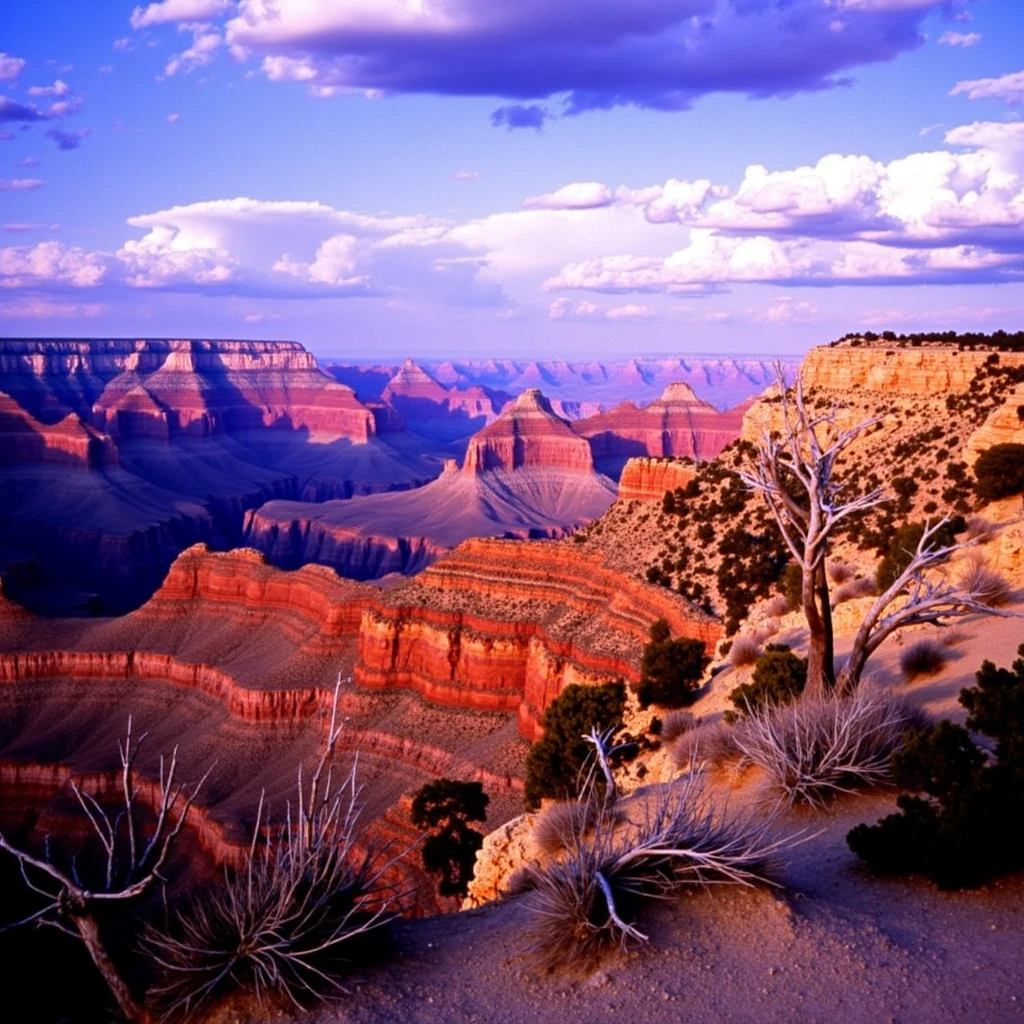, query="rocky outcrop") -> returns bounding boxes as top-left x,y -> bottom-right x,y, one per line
802,345 -> 1024,396
966,383 -> 1024,465
356,537 -> 721,738
576,383 -> 748,476
463,389 -> 593,474
0,390 -> 116,468
617,457 -> 697,501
